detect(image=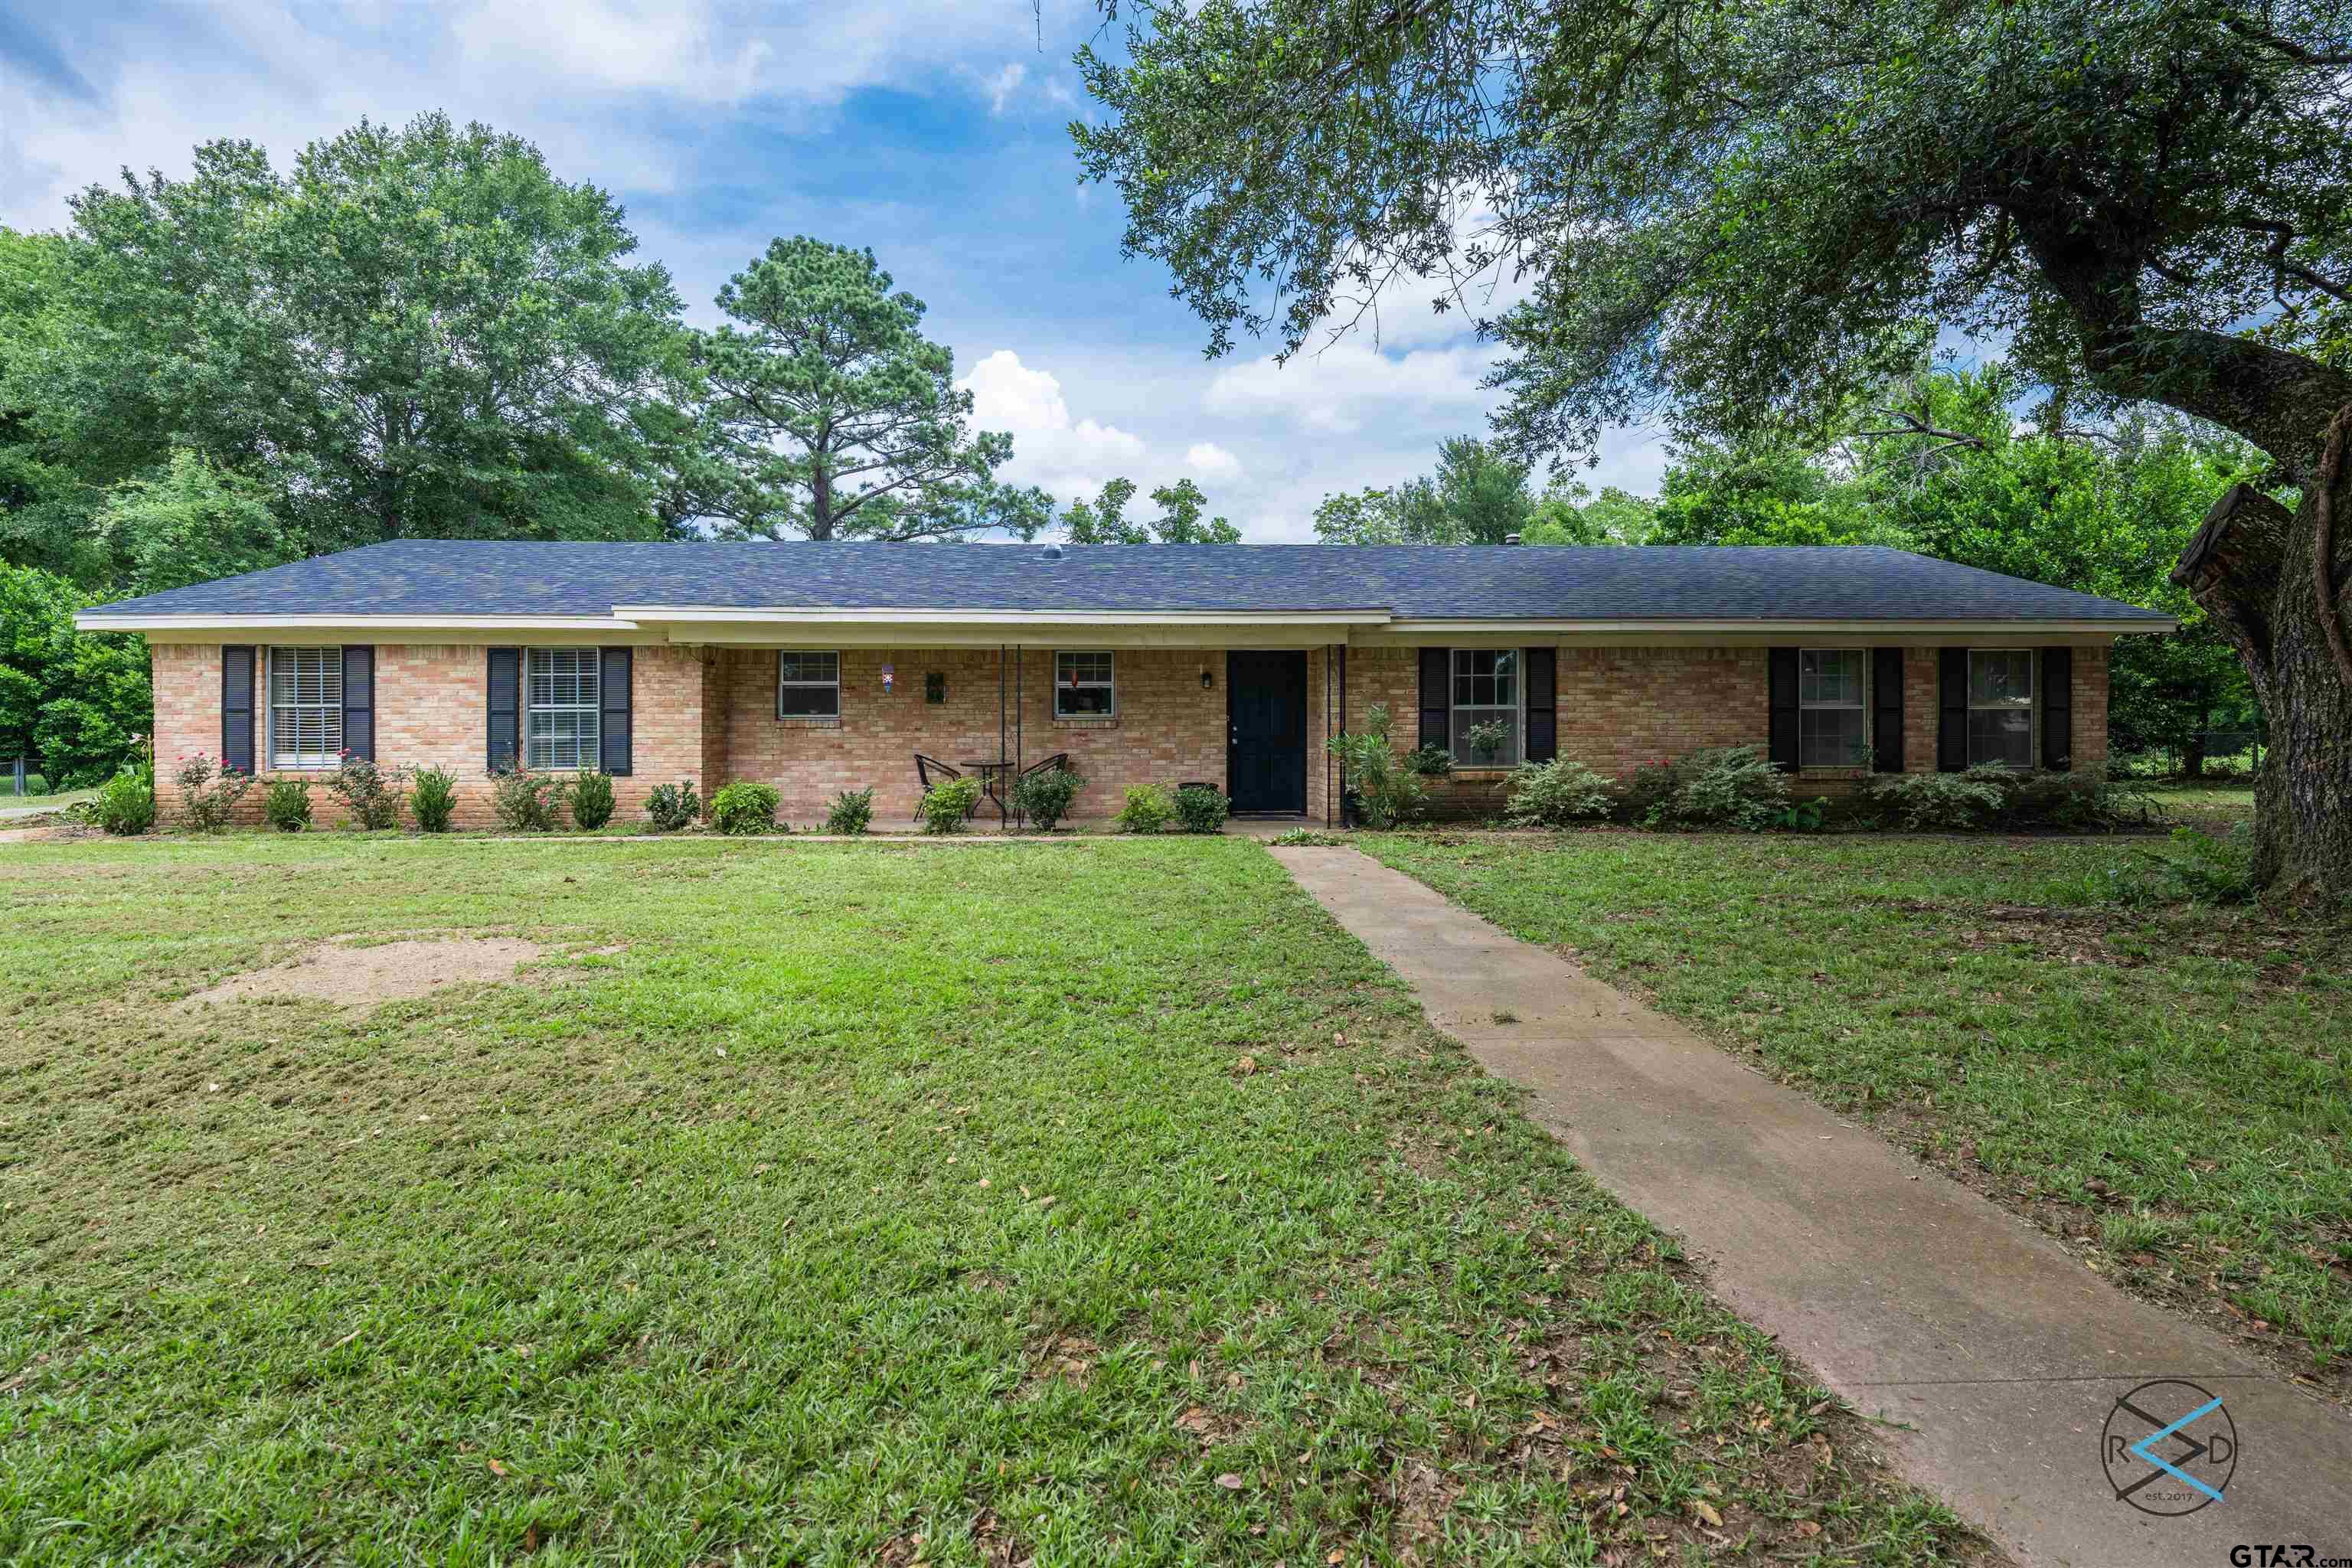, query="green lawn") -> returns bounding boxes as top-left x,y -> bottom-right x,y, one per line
0,838 -> 1978,1566
1362,831 -> 2352,1388
0,789 -> 92,815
